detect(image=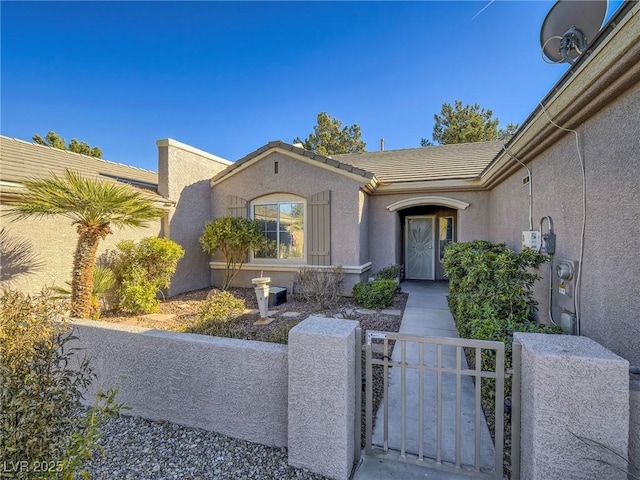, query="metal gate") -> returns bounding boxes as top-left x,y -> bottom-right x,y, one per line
363,331 -> 509,479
